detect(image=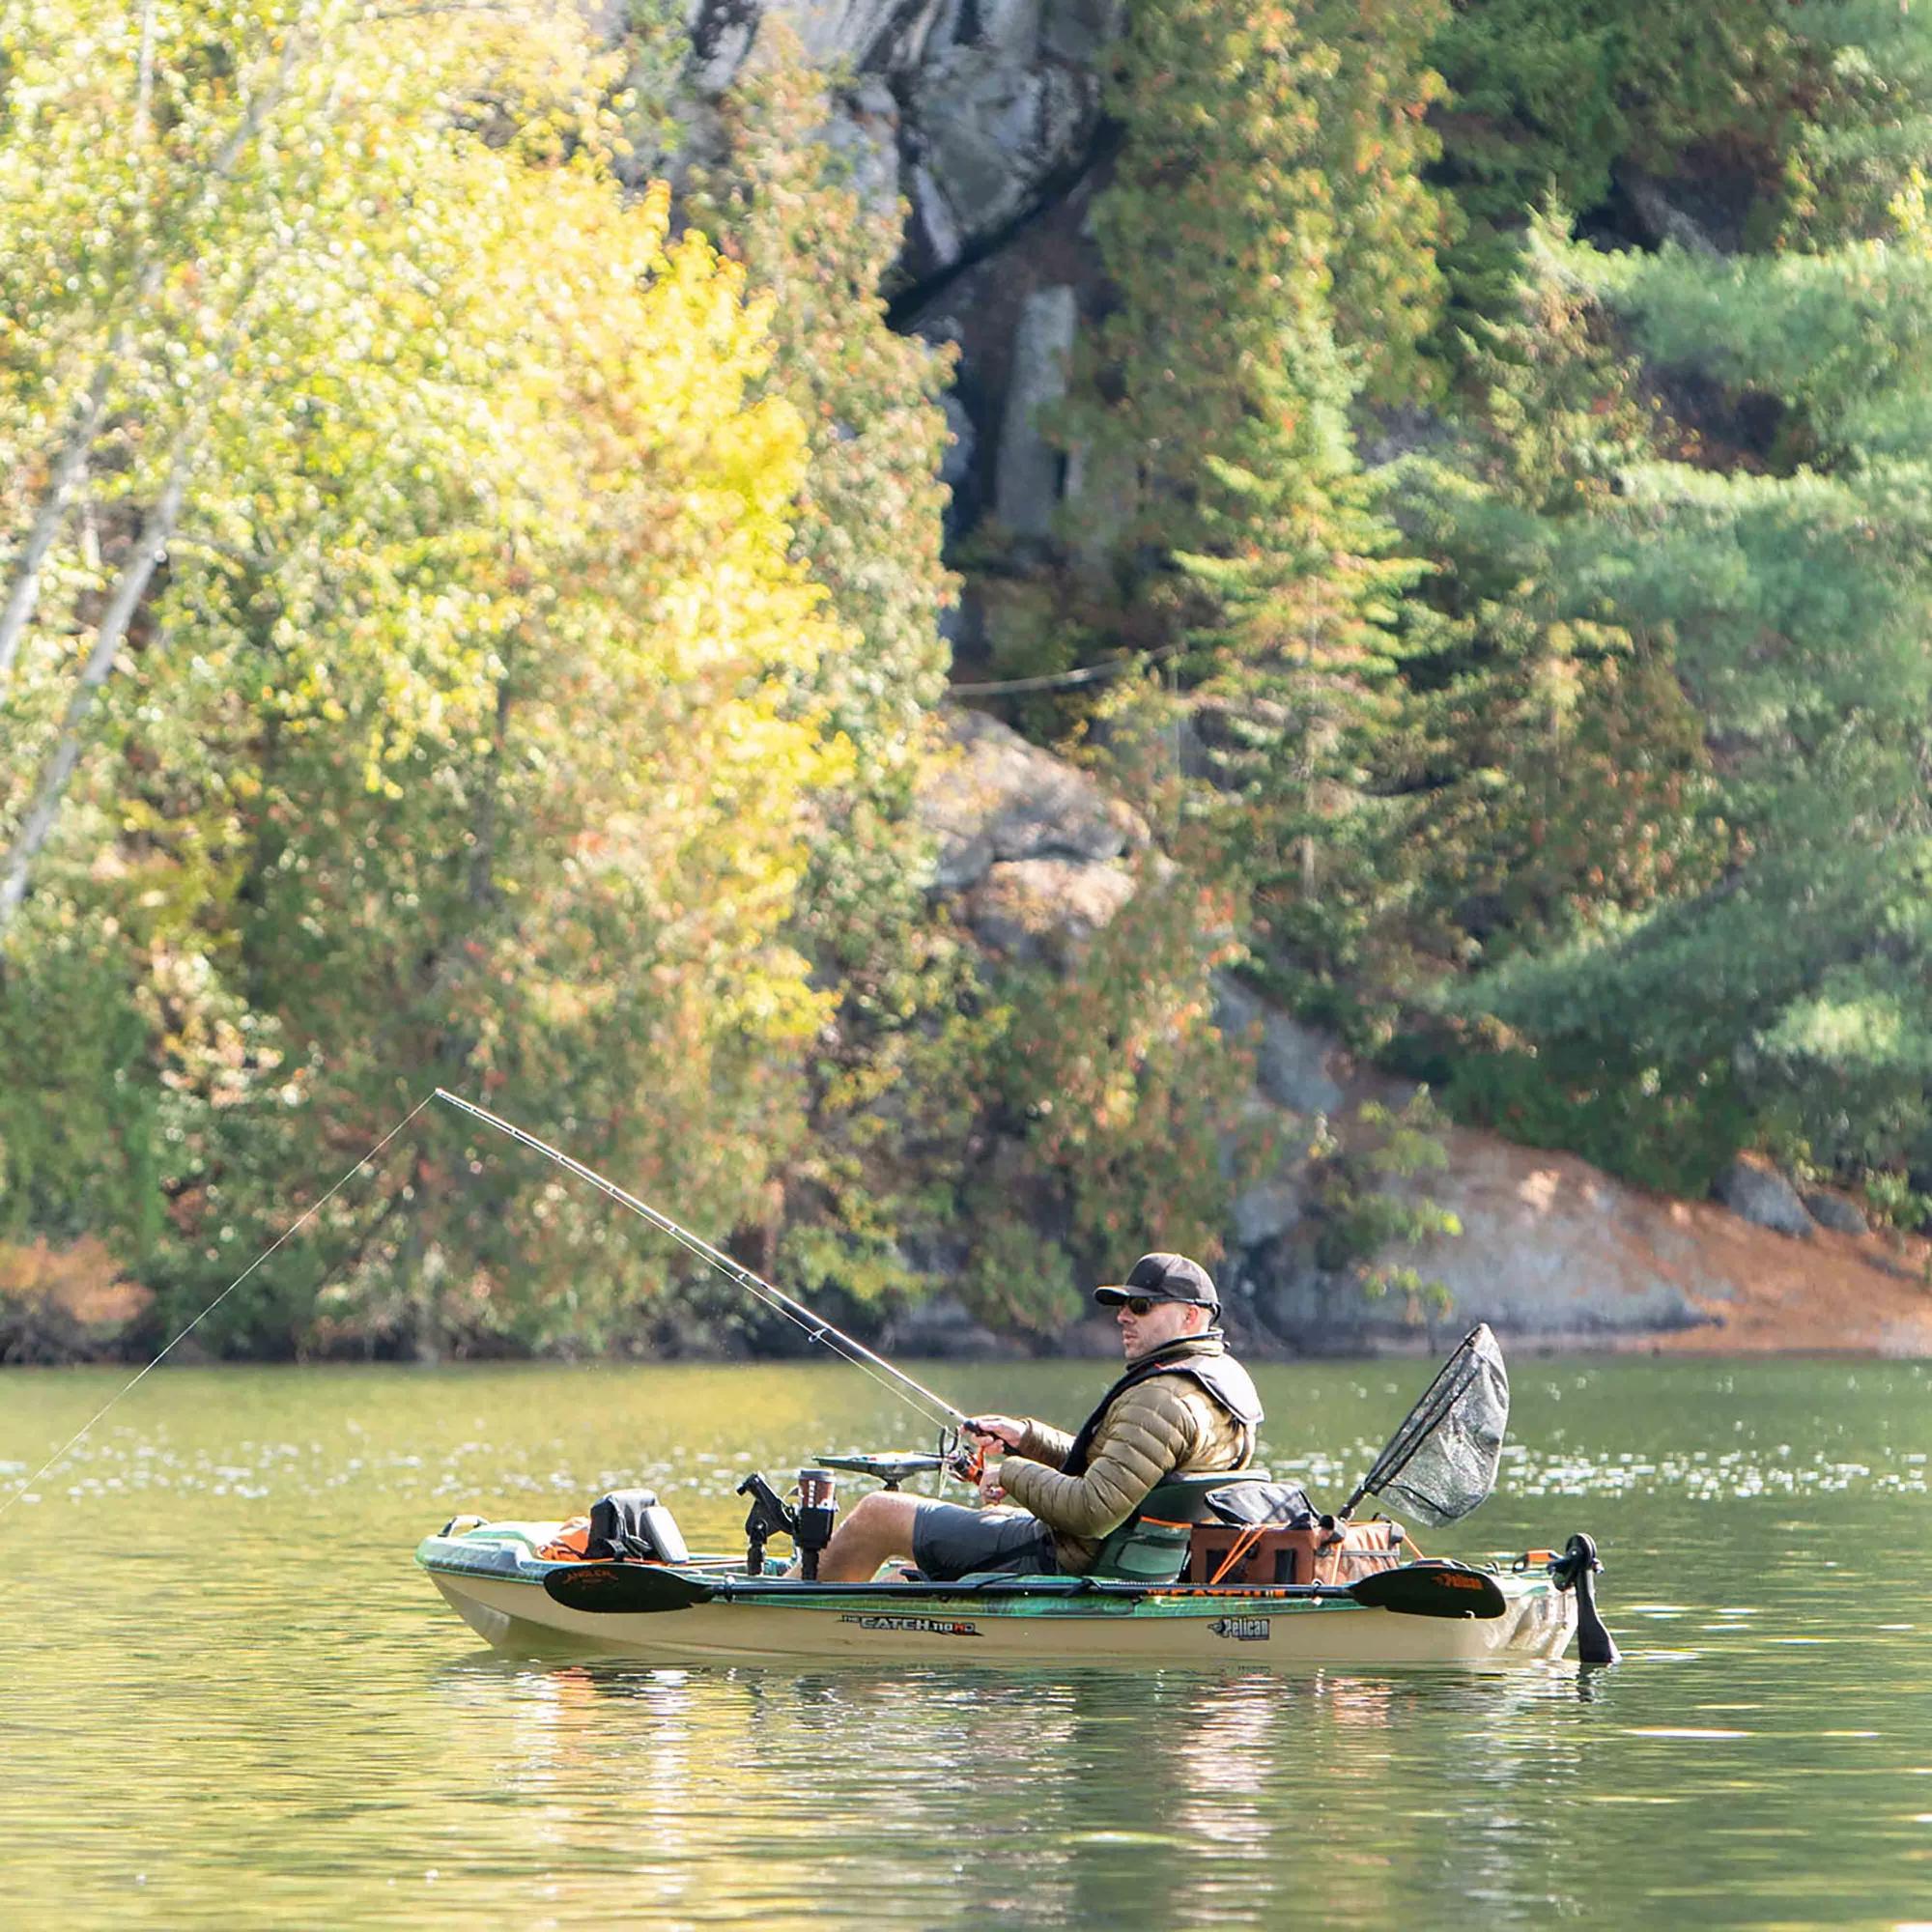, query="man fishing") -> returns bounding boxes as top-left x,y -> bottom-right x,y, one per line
813,1253 -> 1263,1583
